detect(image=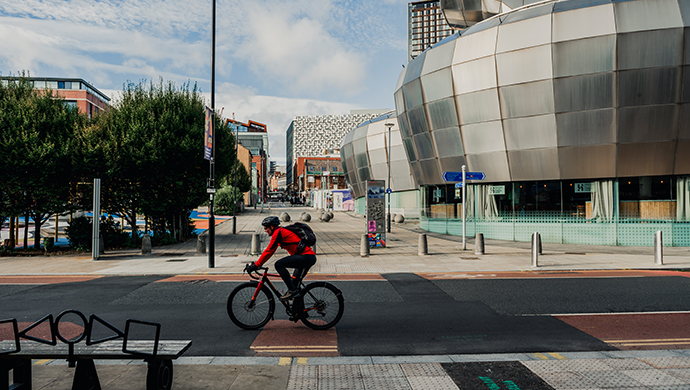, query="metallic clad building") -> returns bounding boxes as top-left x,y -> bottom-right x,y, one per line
341,112 -> 420,216
393,0 -> 690,246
